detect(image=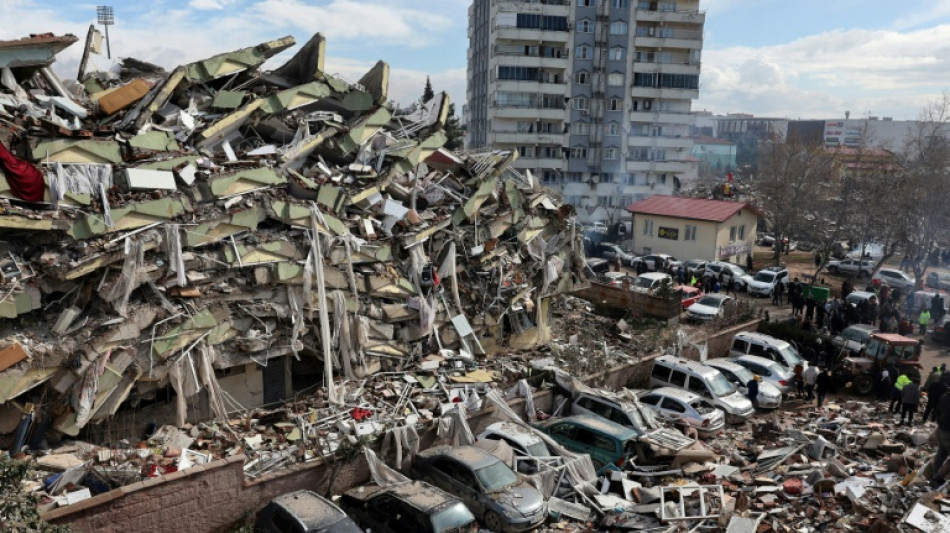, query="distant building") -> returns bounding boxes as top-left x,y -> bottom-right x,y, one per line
625,195 -> 760,263
691,134 -> 736,170
465,0 -> 707,225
